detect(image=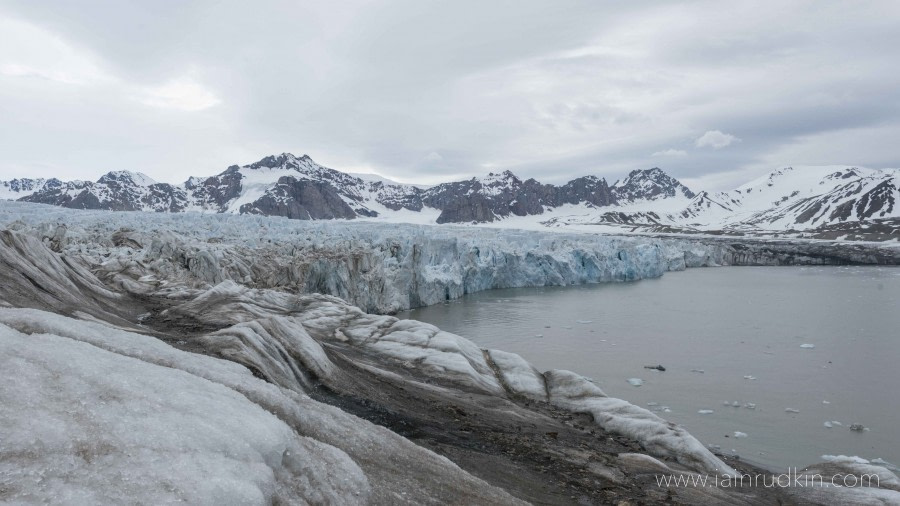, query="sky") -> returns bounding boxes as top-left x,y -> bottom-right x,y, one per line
1,1 -> 899,191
